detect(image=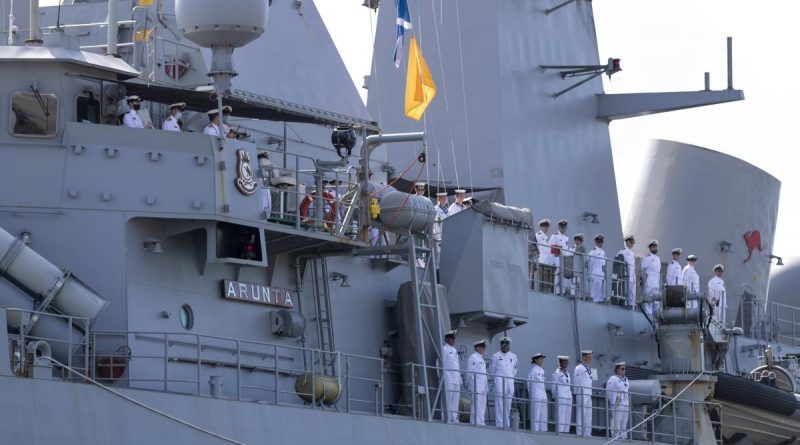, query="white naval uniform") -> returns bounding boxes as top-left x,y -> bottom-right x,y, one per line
490,350 -> 518,428
123,110 -> 145,128
466,352 -> 488,426
442,343 -> 462,423
588,247 -> 606,302
261,180 -> 272,218
527,364 -> 548,432
666,260 -> 683,286
448,202 -> 466,217
640,254 -> 662,316
433,204 -> 449,269
203,123 -> 222,137
682,265 -> 700,308
535,230 -> 553,266
161,115 -> 181,132
606,375 -> 630,439
549,232 -> 569,294
617,247 -> 636,307
573,363 -> 593,436
707,276 -> 727,325
552,367 -> 573,433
